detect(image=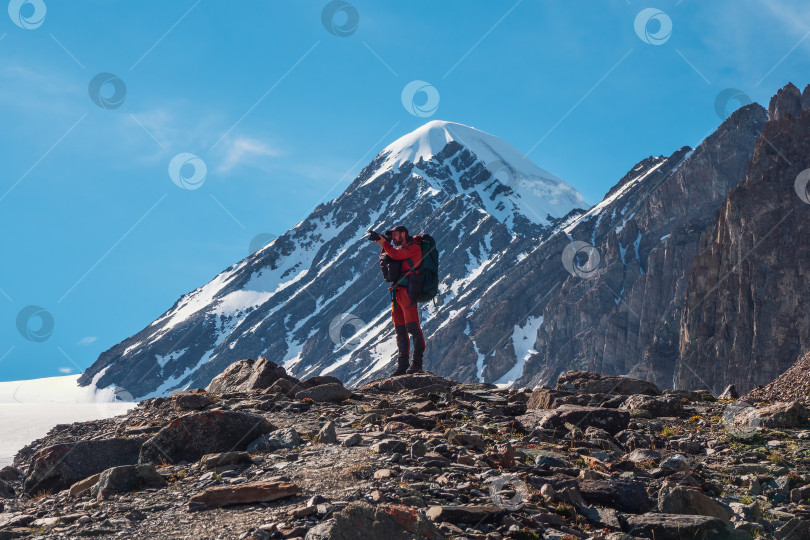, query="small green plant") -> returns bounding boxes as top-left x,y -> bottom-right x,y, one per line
553,502 -> 574,518
514,529 -> 541,540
